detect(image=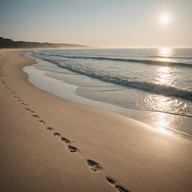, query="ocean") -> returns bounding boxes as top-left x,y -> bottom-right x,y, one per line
24,48 -> 192,137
